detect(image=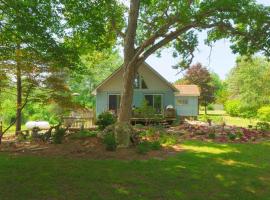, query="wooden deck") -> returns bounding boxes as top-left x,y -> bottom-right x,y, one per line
130,117 -> 176,126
